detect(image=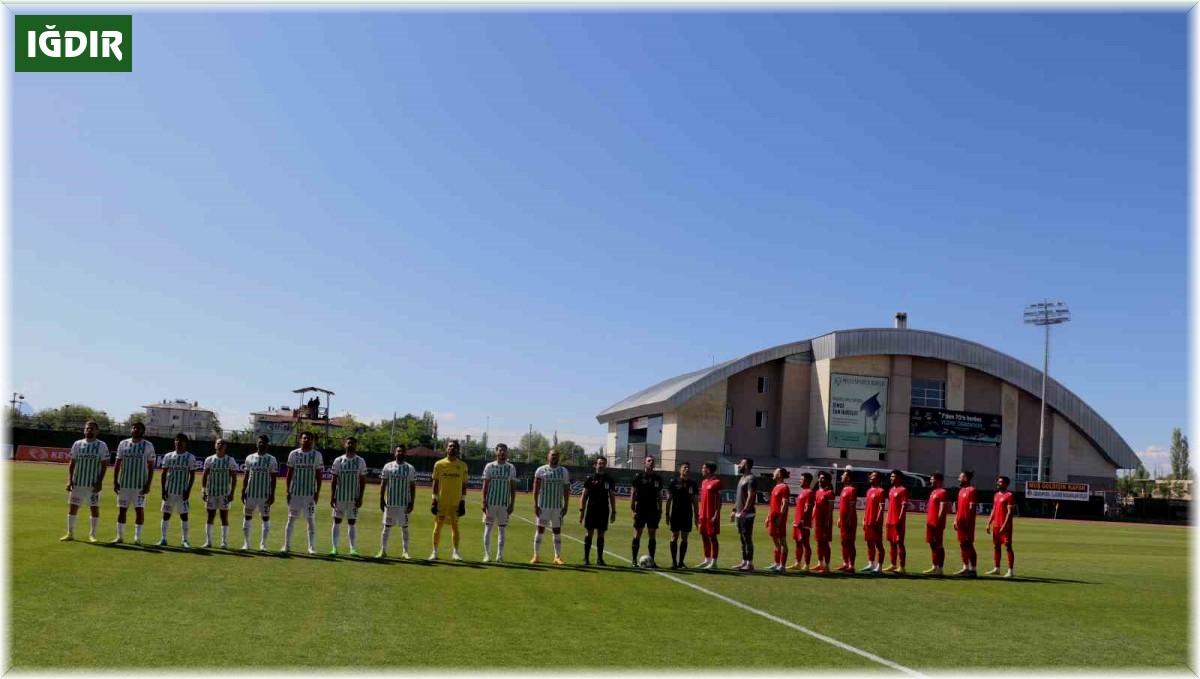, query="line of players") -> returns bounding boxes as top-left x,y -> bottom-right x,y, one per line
56,420 -> 1016,575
